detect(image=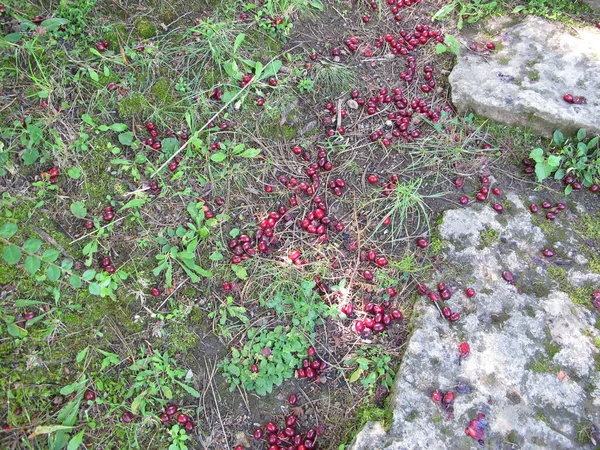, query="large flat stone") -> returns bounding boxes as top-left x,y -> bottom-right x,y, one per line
449,16 -> 600,137
351,193 -> 600,449
584,0 -> 600,12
